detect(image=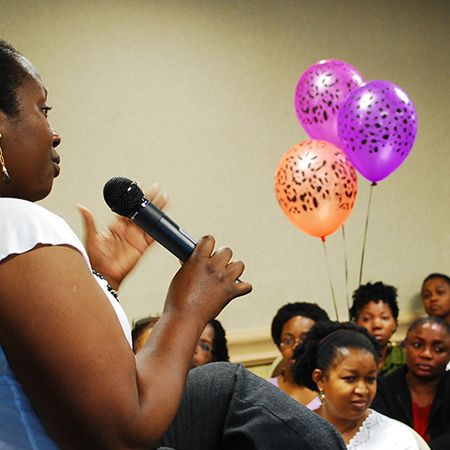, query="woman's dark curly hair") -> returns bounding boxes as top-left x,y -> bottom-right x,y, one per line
349,282 -> 399,321
292,321 -> 380,392
271,302 -> 330,346
0,40 -> 32,116
209,319 -> 229,362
